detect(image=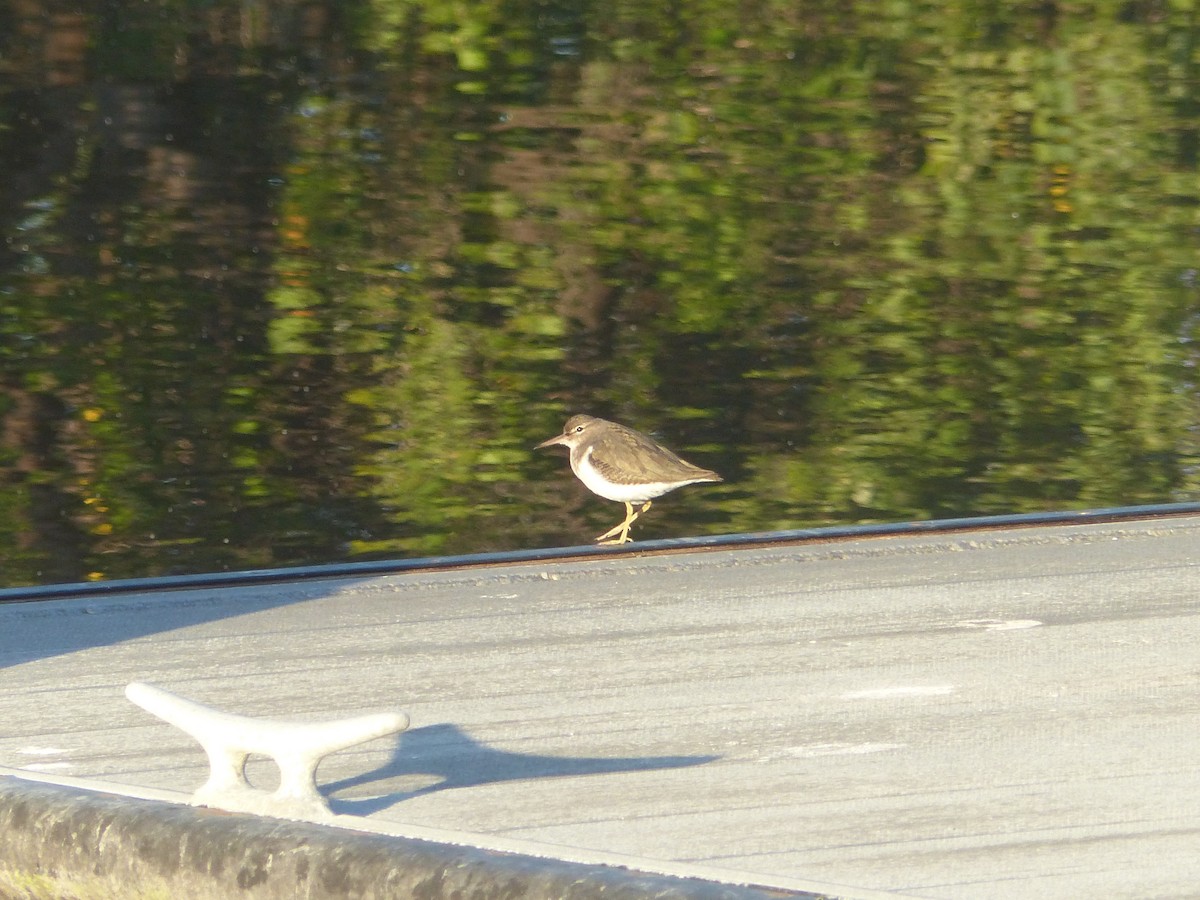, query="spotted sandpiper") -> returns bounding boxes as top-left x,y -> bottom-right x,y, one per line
536,414 -> 723,544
